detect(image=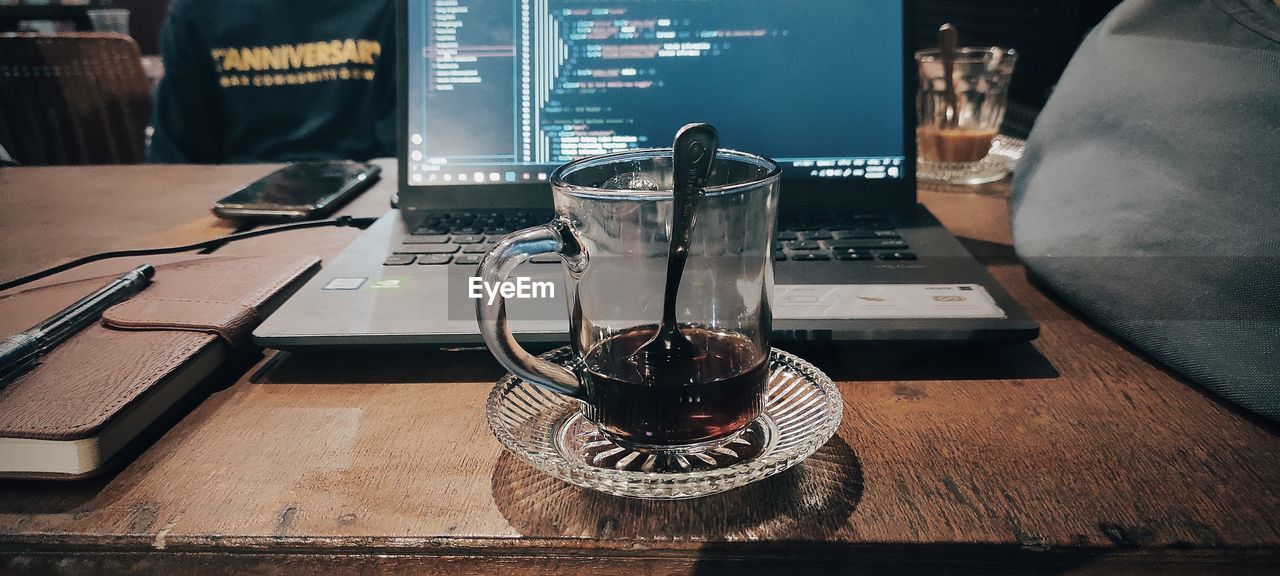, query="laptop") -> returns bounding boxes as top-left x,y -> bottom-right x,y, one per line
255,0 -> 1038,349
